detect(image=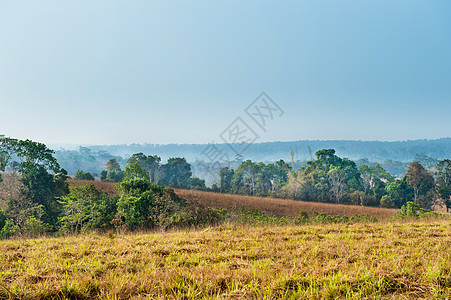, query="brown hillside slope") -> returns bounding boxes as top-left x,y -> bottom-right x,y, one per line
68,180 -> 397,219
174,189 -> 397,219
